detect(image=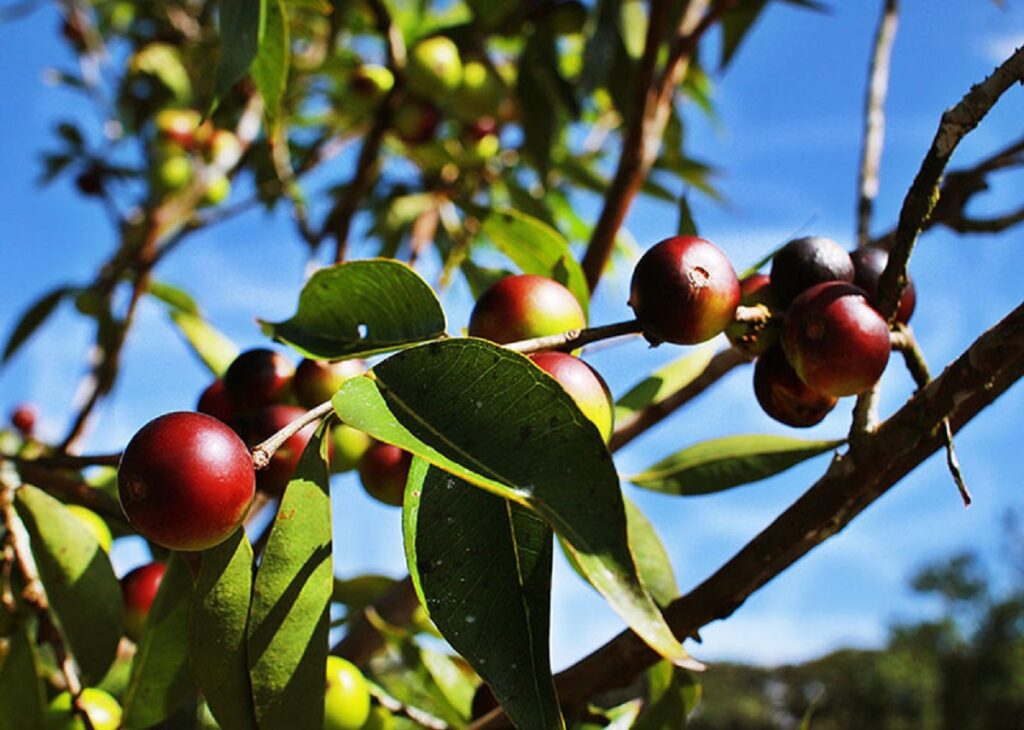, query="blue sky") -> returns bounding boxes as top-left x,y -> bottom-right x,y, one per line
1,1 -> 1023,671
